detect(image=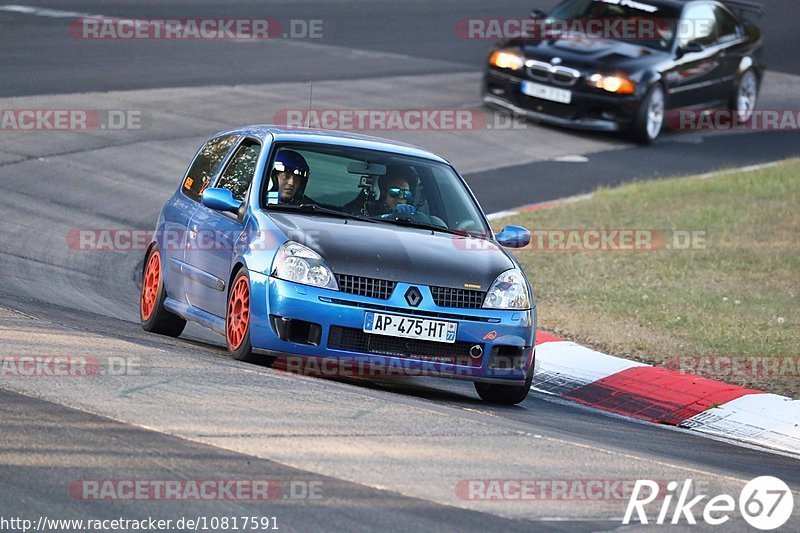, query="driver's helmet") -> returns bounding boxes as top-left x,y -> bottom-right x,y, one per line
271,149 -> 310,187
